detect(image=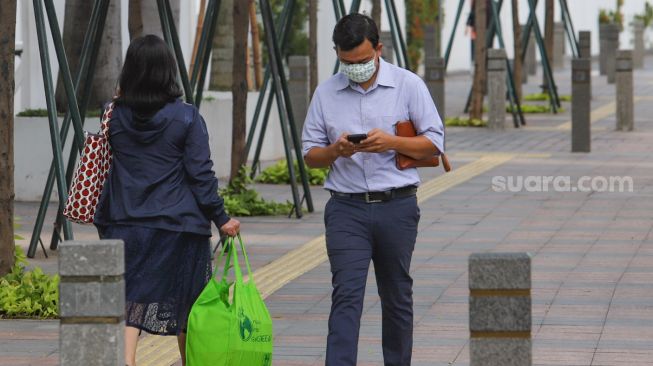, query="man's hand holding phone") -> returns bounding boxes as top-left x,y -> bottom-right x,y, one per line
332,133 -> 358,158
355,128 -> 396,153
